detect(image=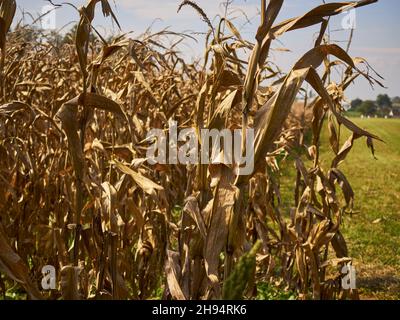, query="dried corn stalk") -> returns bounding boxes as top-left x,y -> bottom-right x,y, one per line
0,0 -> 382,300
